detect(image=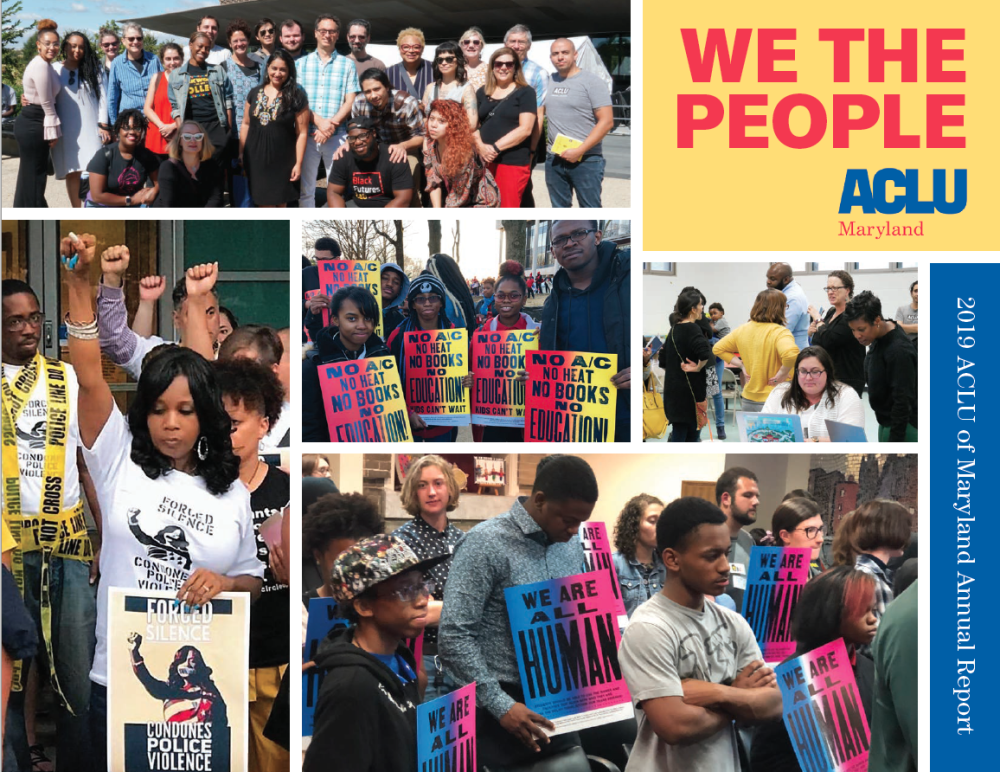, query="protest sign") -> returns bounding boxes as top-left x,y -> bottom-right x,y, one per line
108,588 -> 249,772
417,682 -> 476,772
317,356 -> 413,442
302,597 -> 349,743
404,330 -> 470,426
578,521 -> 629,630
504,572 -> 633,734
776,638 -> 871,772
525,351 -> 617,442
471,330 -> 538,427
741,547 -> 812,661
303,289 -> 320,342
318,260 -> 383,337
